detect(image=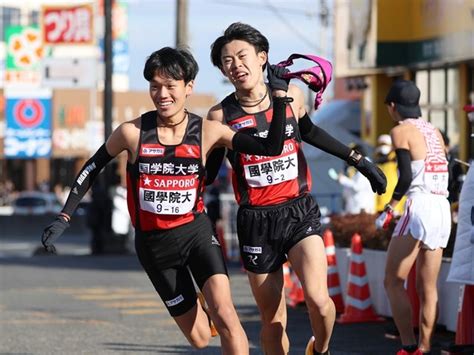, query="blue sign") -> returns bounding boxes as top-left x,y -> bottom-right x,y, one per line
99,38 -> 129,74
5,97 -> 52,158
